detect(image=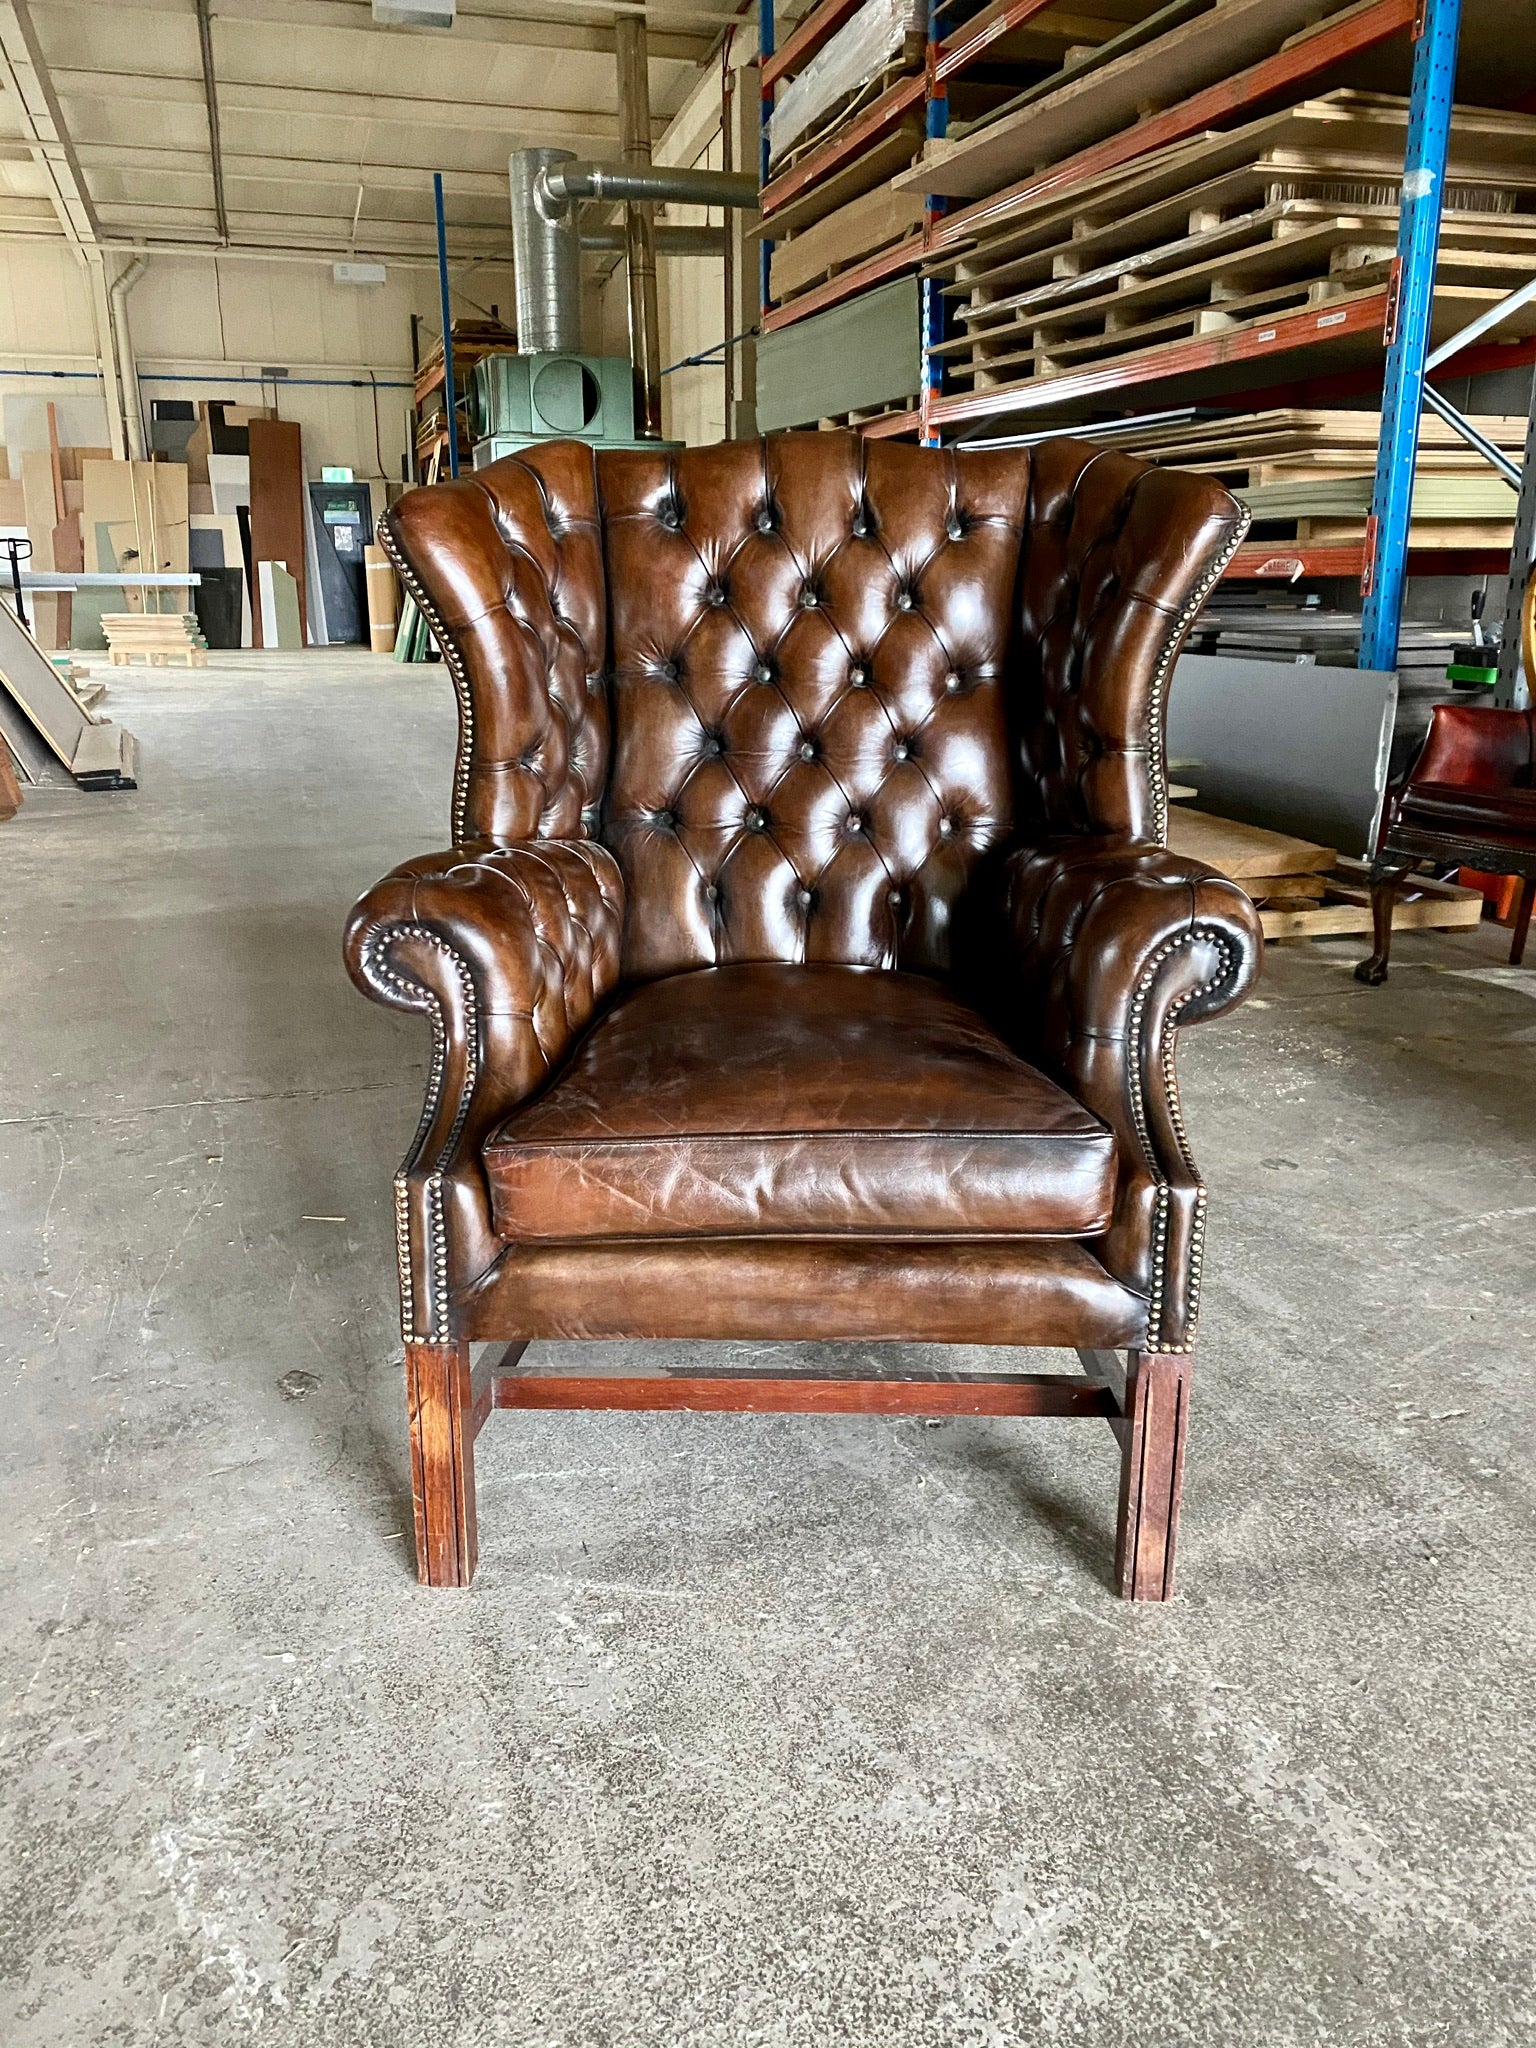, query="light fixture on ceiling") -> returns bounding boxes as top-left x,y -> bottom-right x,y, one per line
372,0 -> 456,25
334,261 -> 388,286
